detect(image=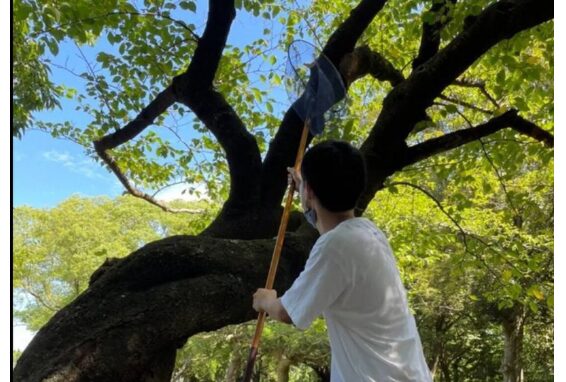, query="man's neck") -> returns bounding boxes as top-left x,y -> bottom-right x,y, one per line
316,208 -> 356,235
